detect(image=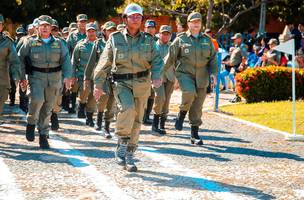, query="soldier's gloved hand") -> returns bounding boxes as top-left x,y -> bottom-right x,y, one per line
19,79 -> 28,92
93,86 -> 104,101
152,79 -> 162,88
64,78 -> 73,90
